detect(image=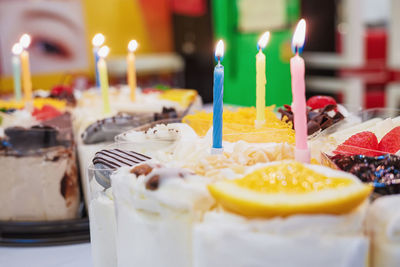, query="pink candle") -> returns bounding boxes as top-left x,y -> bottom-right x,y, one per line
290,19 -> 310,163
